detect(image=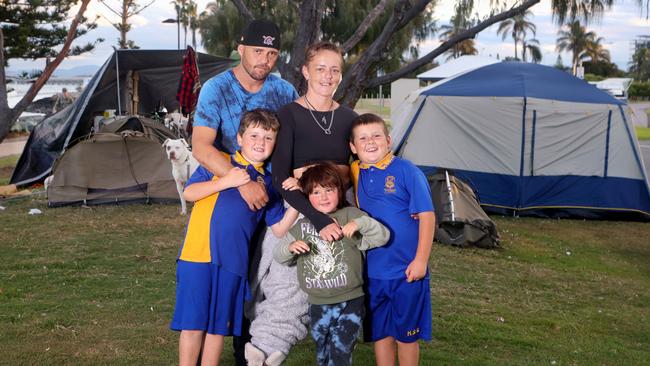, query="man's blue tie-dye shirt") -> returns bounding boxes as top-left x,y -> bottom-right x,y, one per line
194,69 -> 298,154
